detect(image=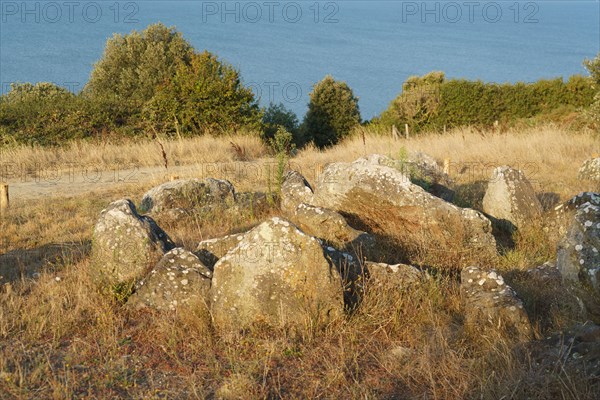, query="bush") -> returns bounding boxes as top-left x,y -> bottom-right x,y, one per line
144,51 -> 263,135
584,52 -> 600,129
0,83 -> 113,146
301,75 -> 361,148
85,23 -> 194,112
376,72 -> 595,132
262,103 -> 300,144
